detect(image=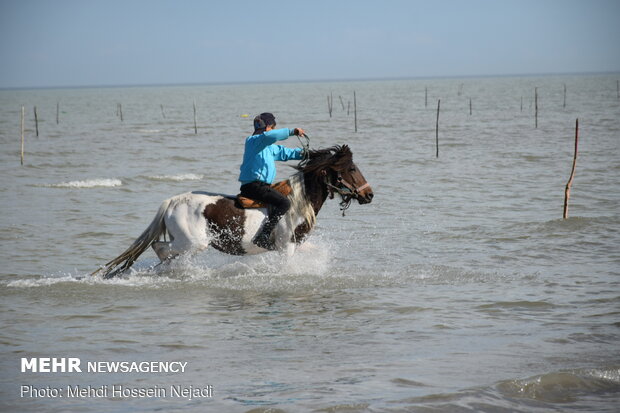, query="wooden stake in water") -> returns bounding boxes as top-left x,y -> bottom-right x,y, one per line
327,94 -> 333,118
20,106 -> 25,166
563,83 -> 567,108
56,102 -> 59,124
347,101 -> 350,116
34,106 -> 39,137
520,96 -> 523,113
563,119 -> 579,219
193,101 -> 197,134
353,91 -> 357,132
469,98 -> 472,115
117,103 -> 123,122
617,80 -> 619,100
435,99 -> 440,158
534,87 -> 538,129
425,87 -> 428,108
160,104 -> 166,119
339,95 -> 345,111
